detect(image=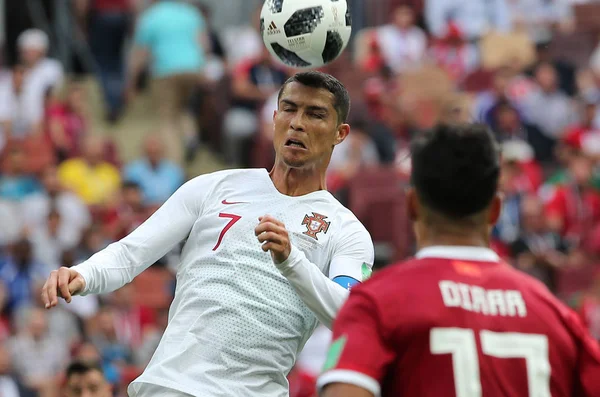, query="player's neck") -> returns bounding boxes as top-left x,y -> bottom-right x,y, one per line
269,164 -> 327,196
416,224 -> 491,251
